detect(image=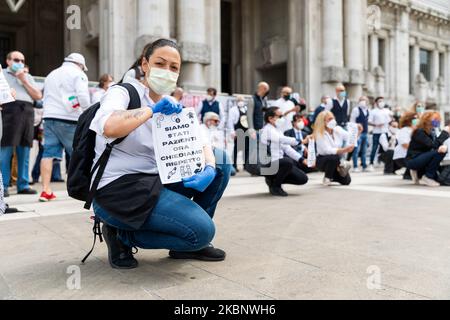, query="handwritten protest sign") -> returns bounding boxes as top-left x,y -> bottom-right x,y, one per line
347,123 -> 359,148
0,65 -> 15,105
152,108 -> 205,184
307,138 -> 316,168
445,138 -> 450,161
